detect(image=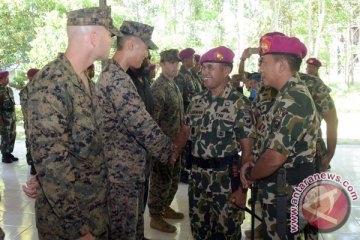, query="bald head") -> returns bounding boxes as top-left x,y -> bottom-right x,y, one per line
65,25 -> 113,73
